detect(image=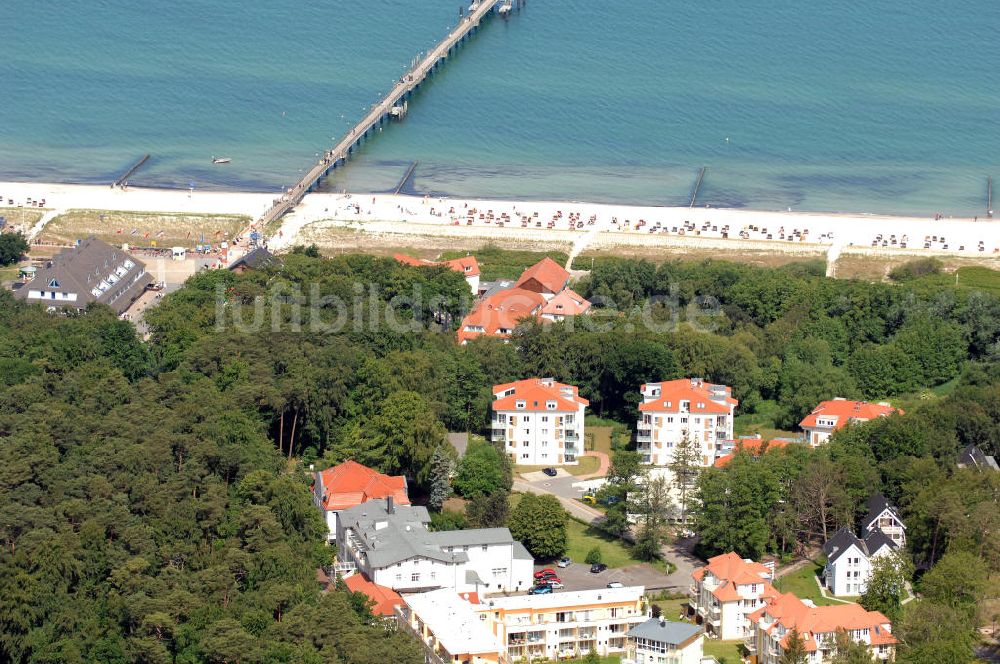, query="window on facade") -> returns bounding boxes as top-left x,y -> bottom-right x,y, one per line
411,573 -> 420,582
